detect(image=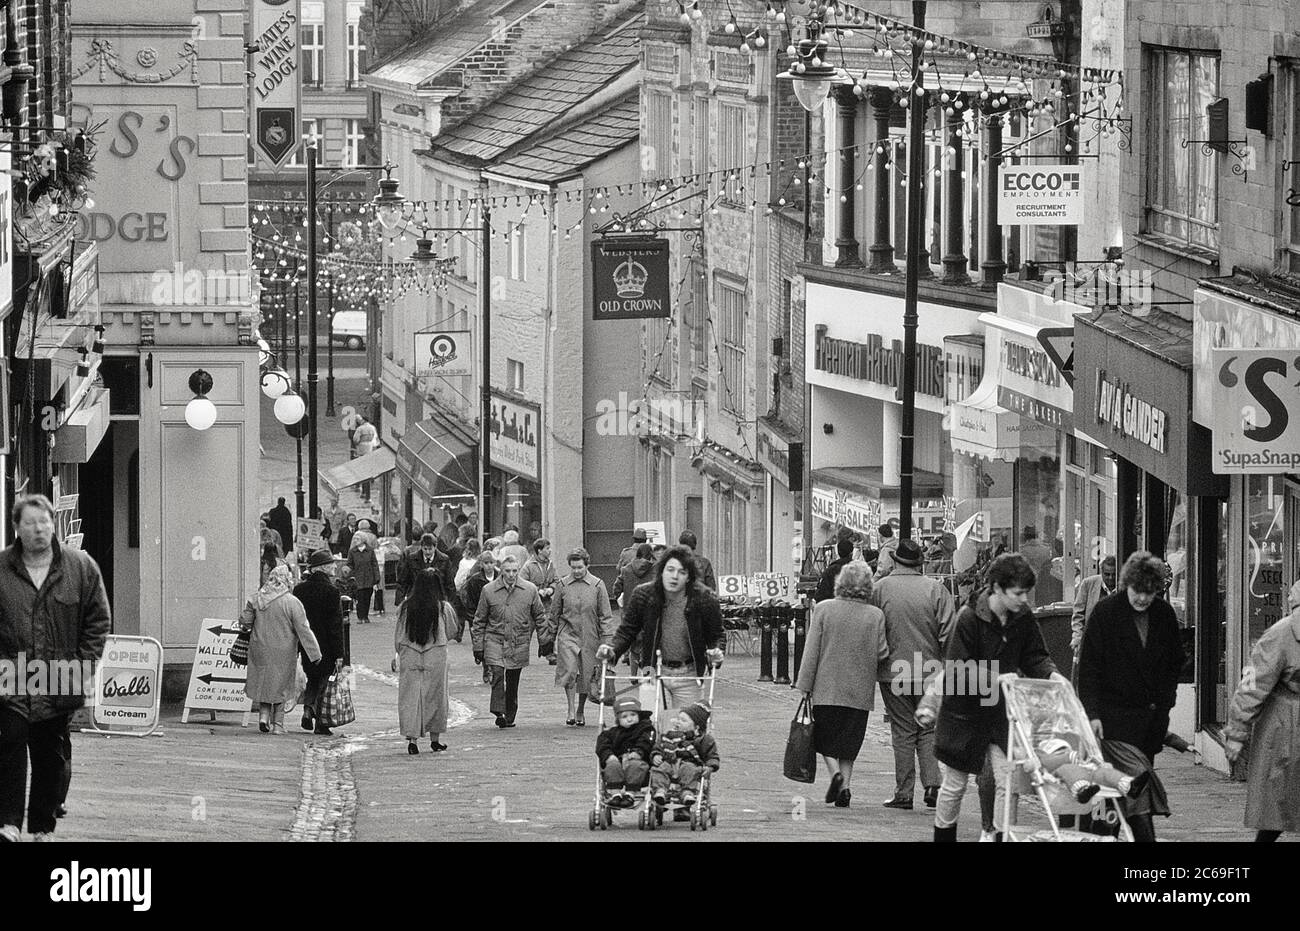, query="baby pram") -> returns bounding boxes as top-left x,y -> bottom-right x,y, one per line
588,651 -> 719,833
998,674 -> 1135,842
